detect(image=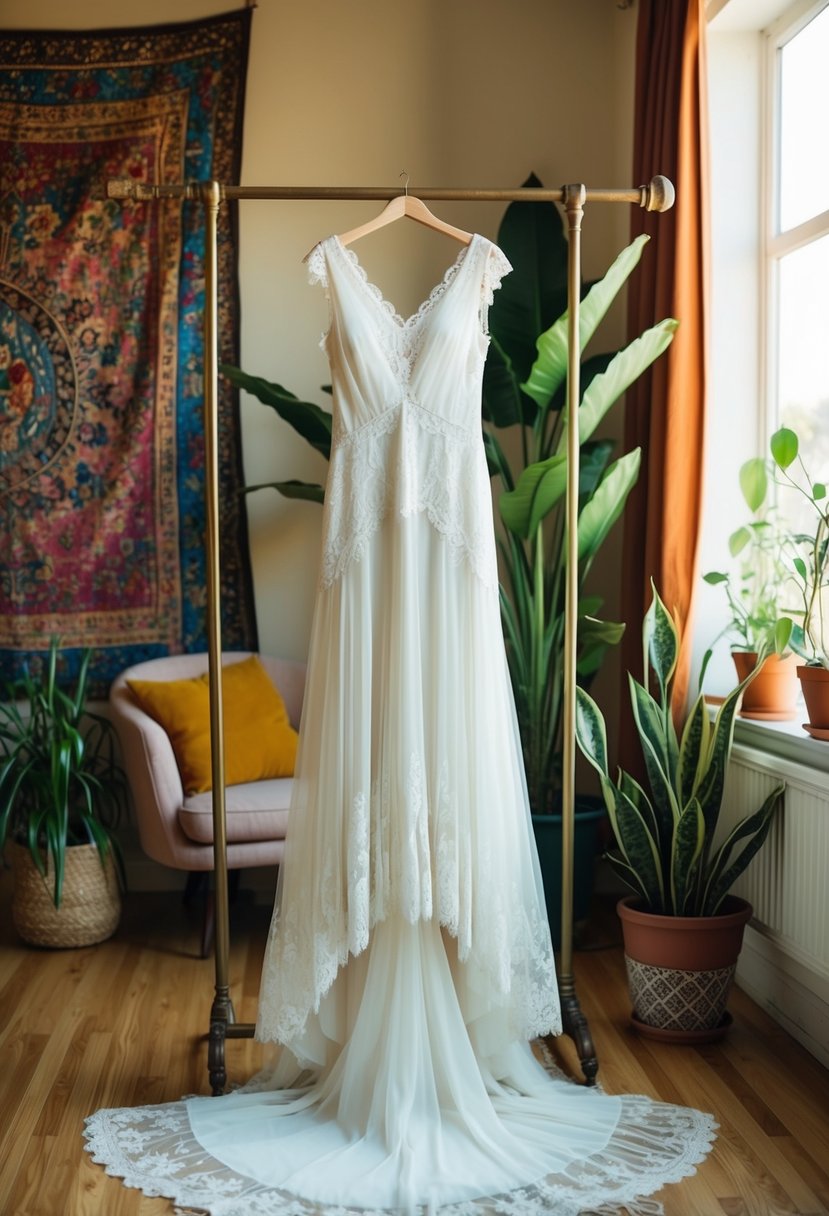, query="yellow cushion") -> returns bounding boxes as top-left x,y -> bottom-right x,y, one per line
128,656 -> 298,794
